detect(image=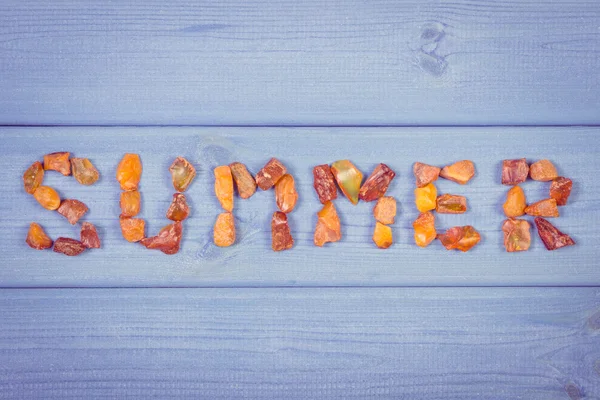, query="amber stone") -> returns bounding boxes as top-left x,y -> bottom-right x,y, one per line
413,162 -> 440,188
438,226 -> 481,252
503,186 -> 527,217
534,217 -> 575,251
312,164 -> 338,204
23,161 -> 44,194
372,222 -> 393,249
80,222 -> 101,249
314,201 -> 342,247
271,211 -> 294,251
412,212 -> 436,248
57,199 -> 89,225
229,162 -> 257,199
116,153 -> 142,191
169,157 -> 196,192
119,217 -> 146,242
43,152 -> 71,175
524,198 -> 559,217
53,237 -> 86,256
439,160 -> 475,184
141,221 -> 183,255
358,163 -> 396,202
549,177 -> 572,206
275,174 -> 298,213
214,165 -> 234,212
436,194 -> 467,214
213,212 -> 236,247
71,158 -> 100,185
120,190 -> 141,218
255,158 -> 287,190
501,159 -> 529,185
529,159 -> 558,181
502,218 -> 531,252
414,183 -> 437,212
330,160 -> 363,205
166,193 -> 190,221
373,196 -> 396,225
33,186 -> 61,210
26,222 -> 53,250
